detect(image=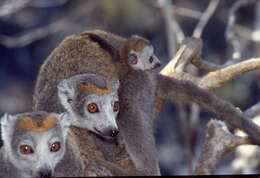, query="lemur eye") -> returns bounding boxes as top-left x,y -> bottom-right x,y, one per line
149,56 -> 153,63
88,103 -> 99,113
128,53 -> 138,65
113,101 -> 119,112
50,142 -> 60,152
20,145 -> 34,154
67,98 -> 72,103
